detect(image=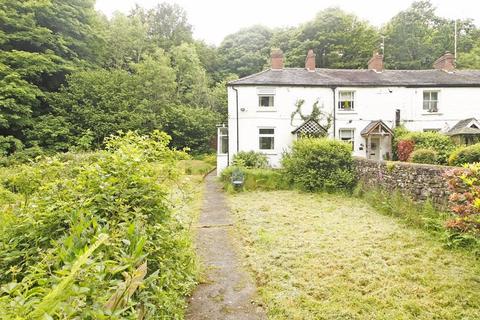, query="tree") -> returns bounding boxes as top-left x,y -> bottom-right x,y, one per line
217,25 -> 273,77
171,43 -> 212,107
277,8 -> 379,68
163,105 -> 220,154
48,52 -> 177,149
382,1 -> 477,69
0,0 -> 105,142
130,3 -> 193,50
105,12 -> 151,69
